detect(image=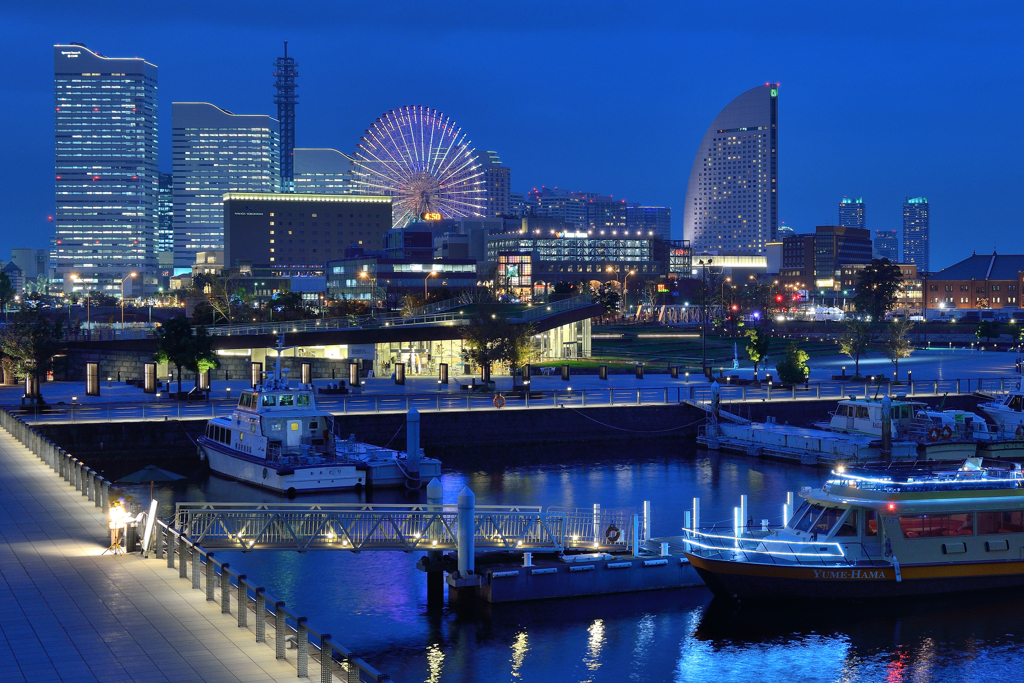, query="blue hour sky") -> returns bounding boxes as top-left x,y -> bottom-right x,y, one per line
2,0 -> 1022,271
